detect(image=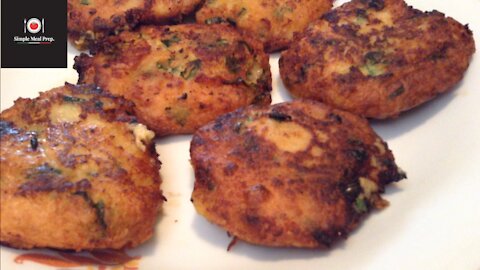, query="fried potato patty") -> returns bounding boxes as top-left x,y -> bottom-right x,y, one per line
190,100 -> 405,248
75,24 -> 272,136
0,83 -> 162,251
279,0 -> 475,119
68,0 -> 202,49
196,0 -> 332,52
